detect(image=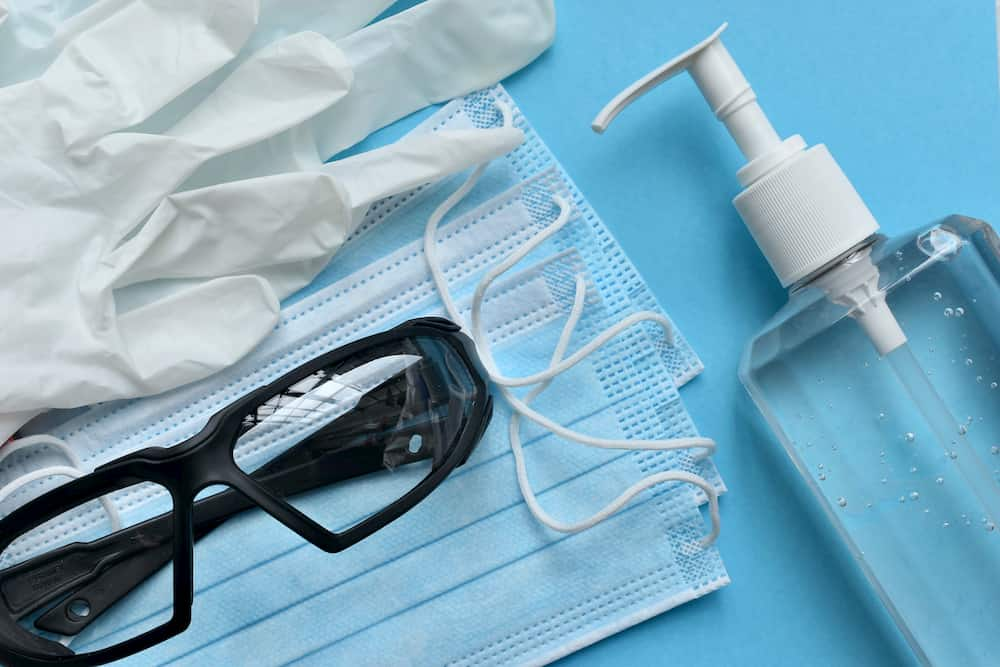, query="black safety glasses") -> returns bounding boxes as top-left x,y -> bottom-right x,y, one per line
0,318 -> 492,666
